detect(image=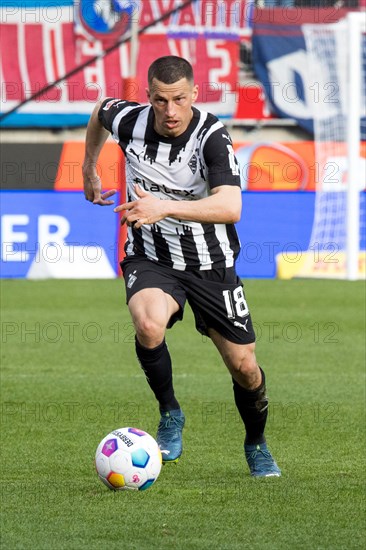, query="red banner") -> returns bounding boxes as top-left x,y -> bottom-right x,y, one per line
0,1 -> 243,125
